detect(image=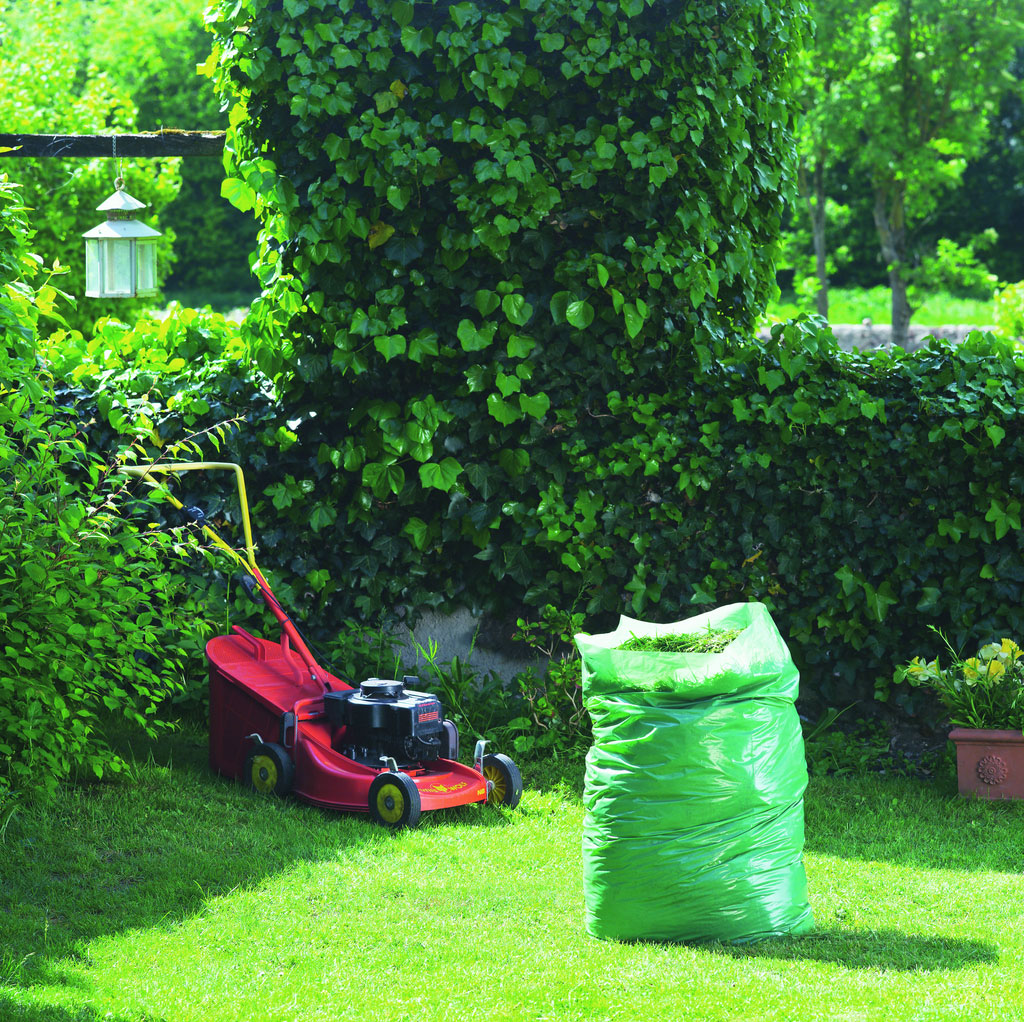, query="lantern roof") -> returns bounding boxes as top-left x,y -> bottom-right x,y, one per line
82,219 -> 161,240
96,187 -> 148,213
